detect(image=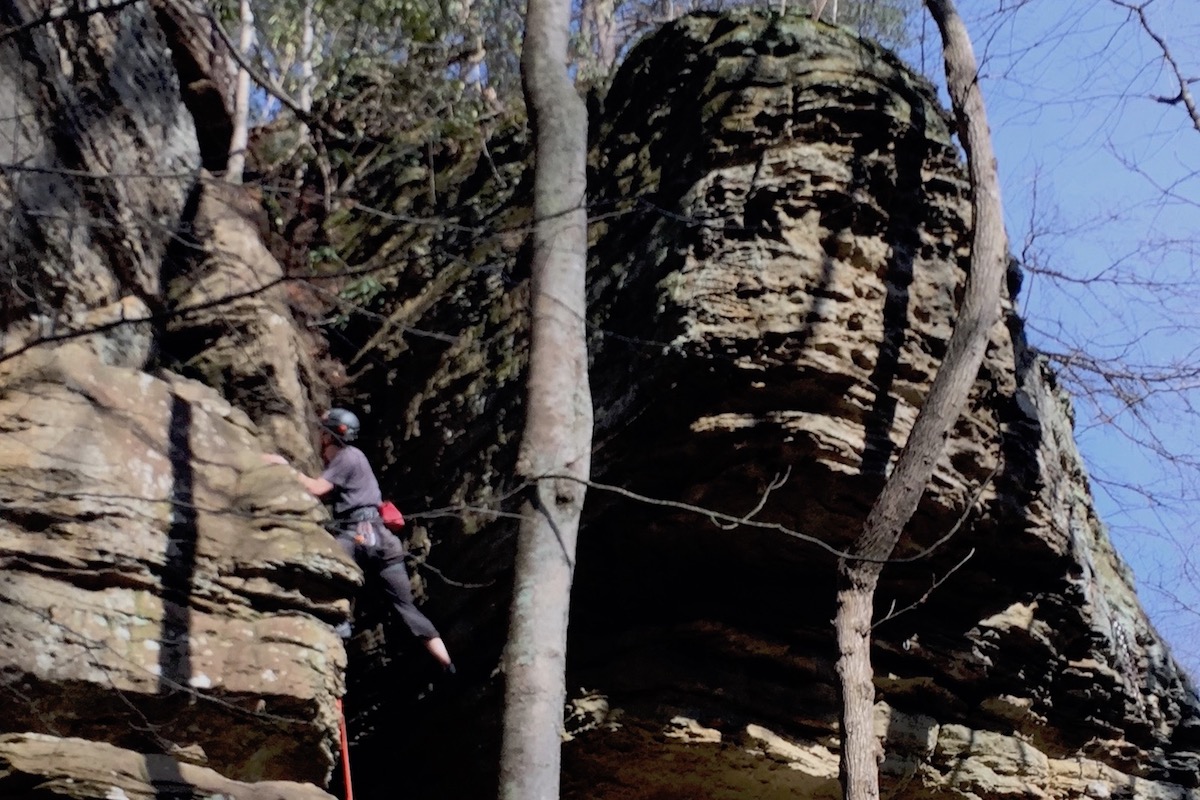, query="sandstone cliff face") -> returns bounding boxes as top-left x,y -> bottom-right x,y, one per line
0,733 -> 333,800
0,1 -> 343,795
164,177 -> 328,467
0,344 -> 357,786
1,3 -> 1198,800
0,0 -> 196,359
341,11 -> 1200,799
